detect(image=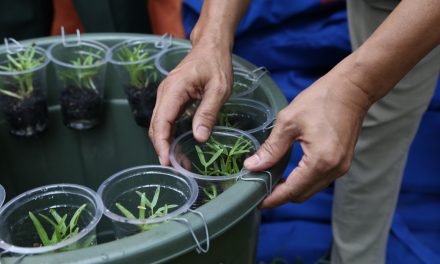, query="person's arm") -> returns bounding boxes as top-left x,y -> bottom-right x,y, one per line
149,0 -> 251,165
244,0 -> 440,208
